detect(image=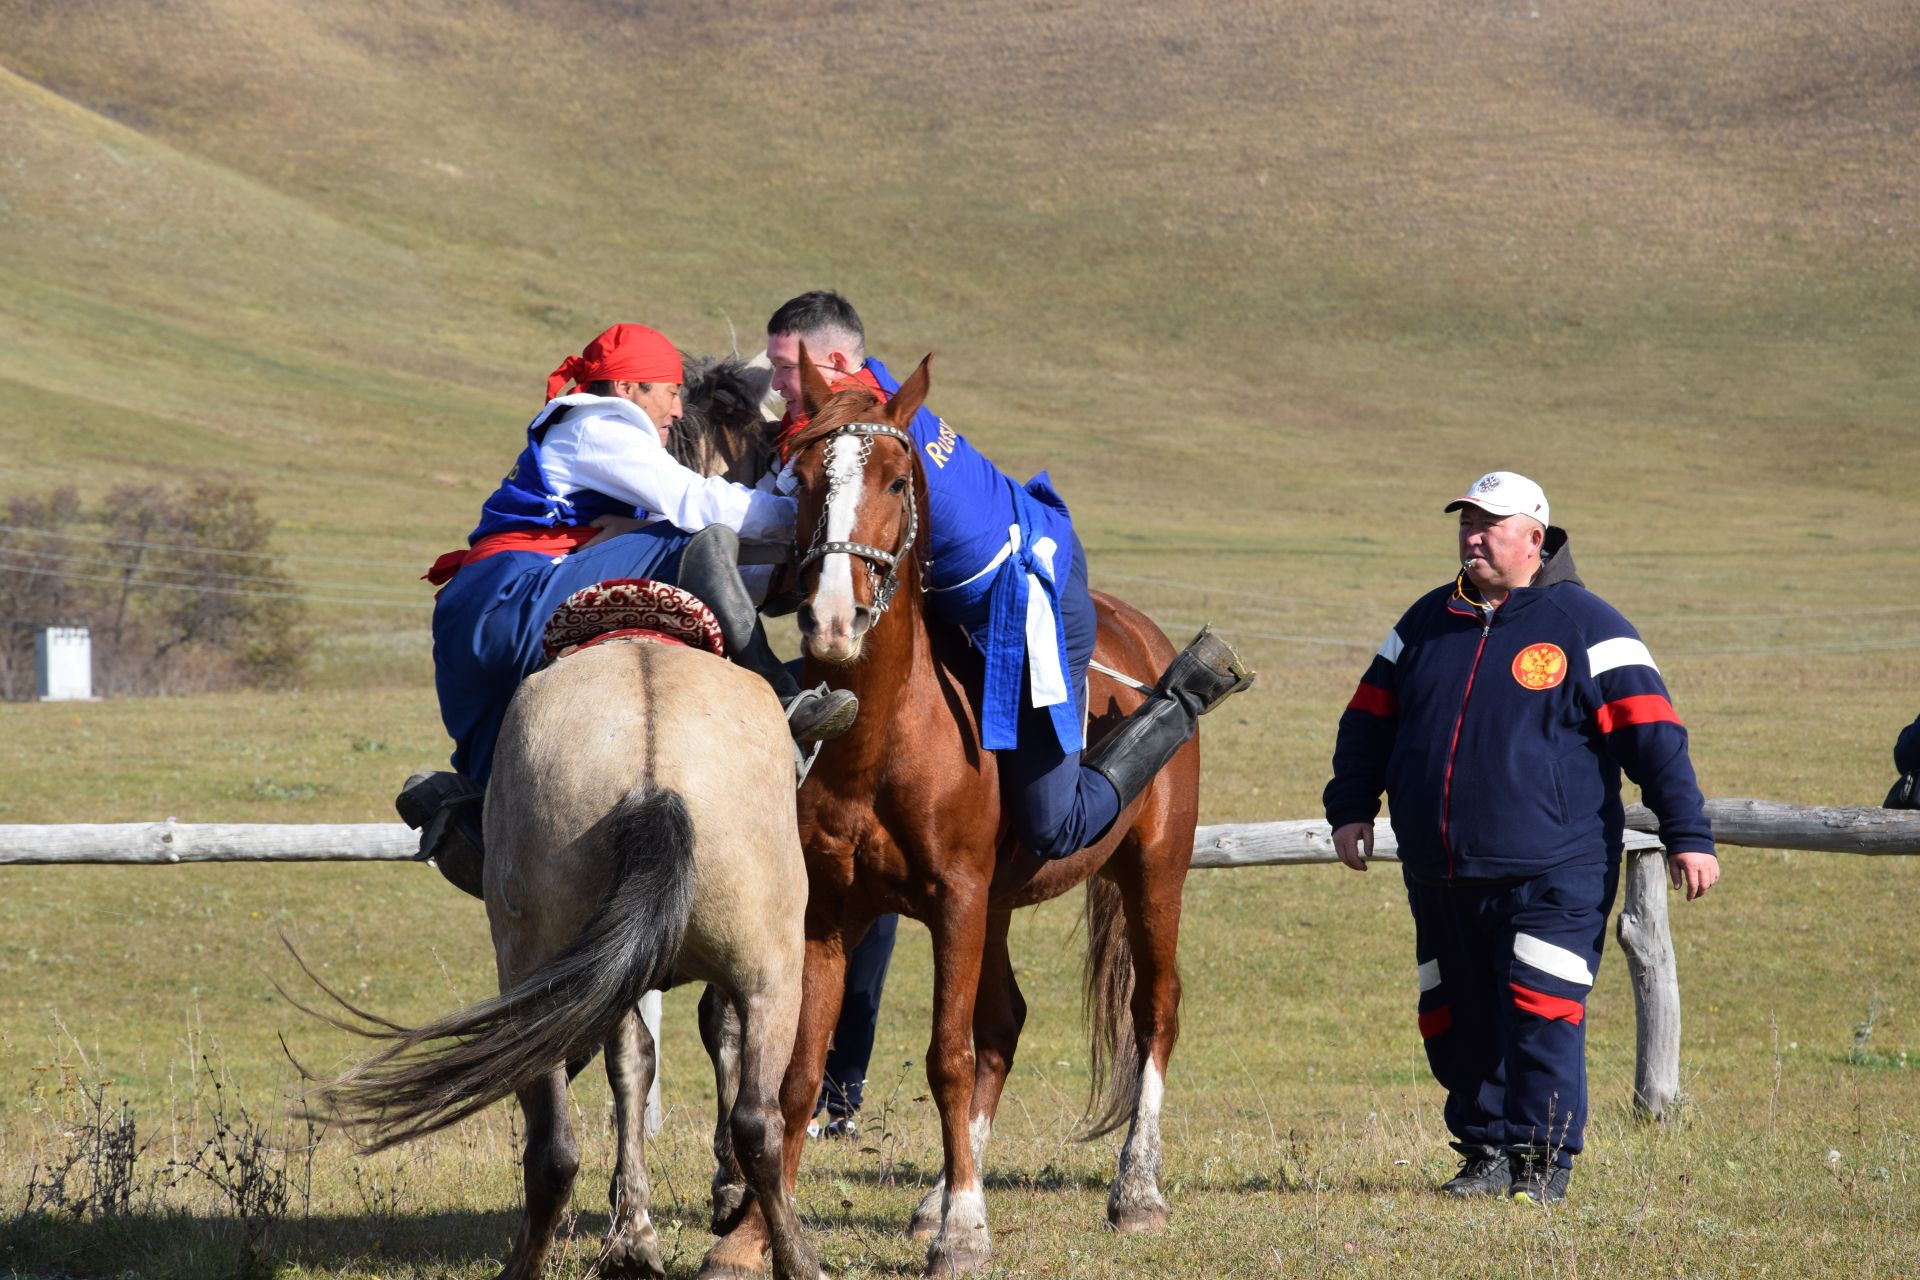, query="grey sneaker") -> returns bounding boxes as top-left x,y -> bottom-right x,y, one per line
1439,1147 -> 1514,1198
784,684 -> 859,743
1509,1156 -> 1571,1206
820,1115 -> 859,1141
